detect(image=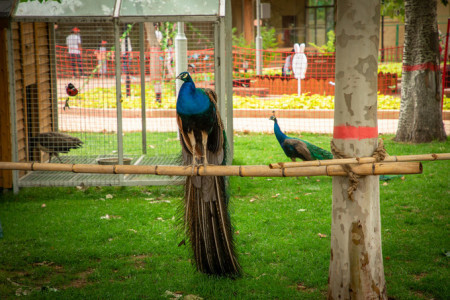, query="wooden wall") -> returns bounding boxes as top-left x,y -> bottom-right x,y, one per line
0,24 -> 12,189
0,22 -> 53,189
